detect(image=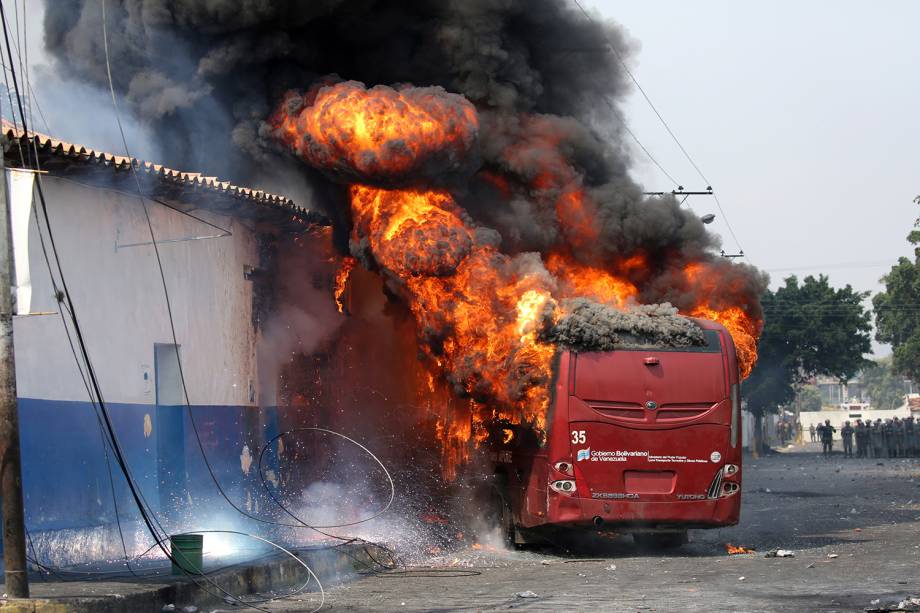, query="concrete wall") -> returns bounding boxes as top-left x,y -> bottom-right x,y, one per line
10,174 -> 268,540
799,407 -> 912,440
